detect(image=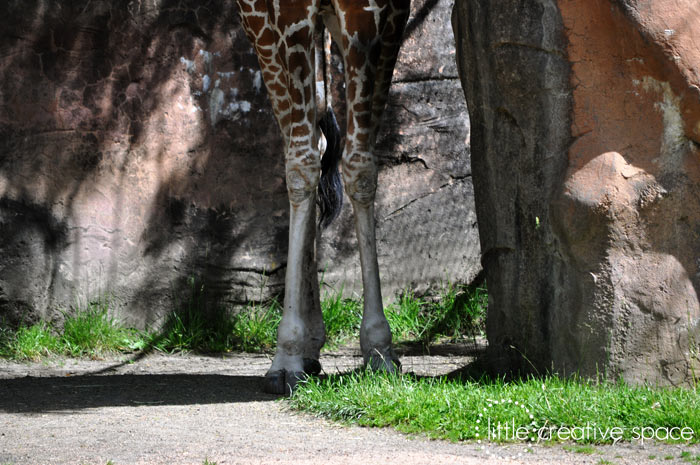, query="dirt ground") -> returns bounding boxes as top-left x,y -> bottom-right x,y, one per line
0,347 -> 697,465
